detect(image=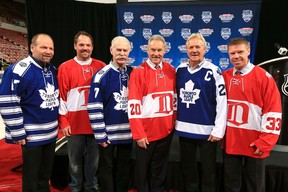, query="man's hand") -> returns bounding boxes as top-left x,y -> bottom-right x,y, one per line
207,135 -> 221,142
61,126 -> 71,137
15,139 -> 26,145
250,143 -> 264,156
99,140 -> 111,148
136,137 -> 149,149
